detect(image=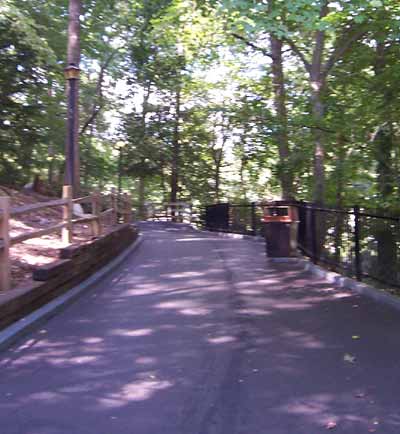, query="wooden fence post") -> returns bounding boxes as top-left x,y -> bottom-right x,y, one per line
91,189 -> 102,237
62,185 -> 73,245
111,187 -> 118,225
0,196 -> 11,291
123,193 -> 132,223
